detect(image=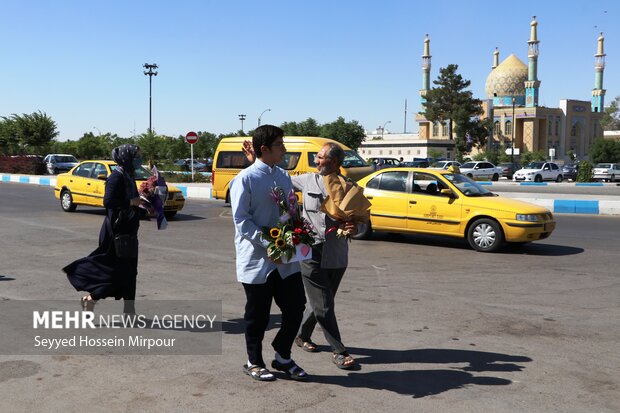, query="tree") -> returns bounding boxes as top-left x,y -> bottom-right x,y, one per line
589,138 -> 620,163
320,117 -> 366,150
1,111 -> 58,154
601,96 -> 620,130
74,133 -> 111,159
281,118 -> 321,136
421,64 -> 484,158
